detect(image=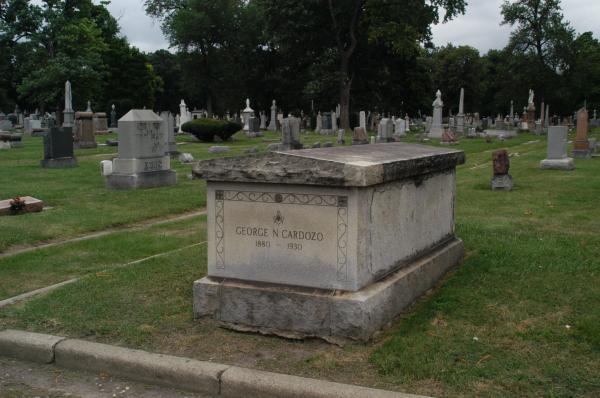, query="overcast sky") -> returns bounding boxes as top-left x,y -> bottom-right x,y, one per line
104,0 -> 600,54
